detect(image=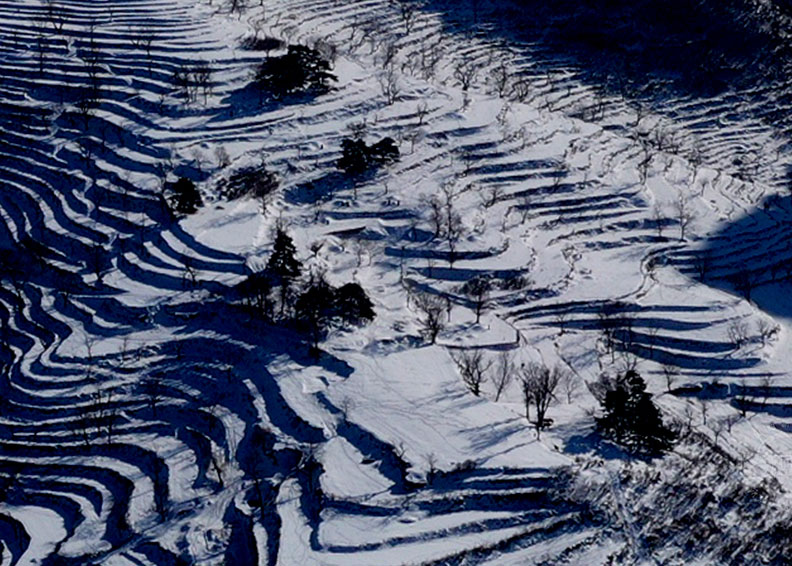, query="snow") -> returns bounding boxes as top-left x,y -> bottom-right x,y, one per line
3,0 -> 792,563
